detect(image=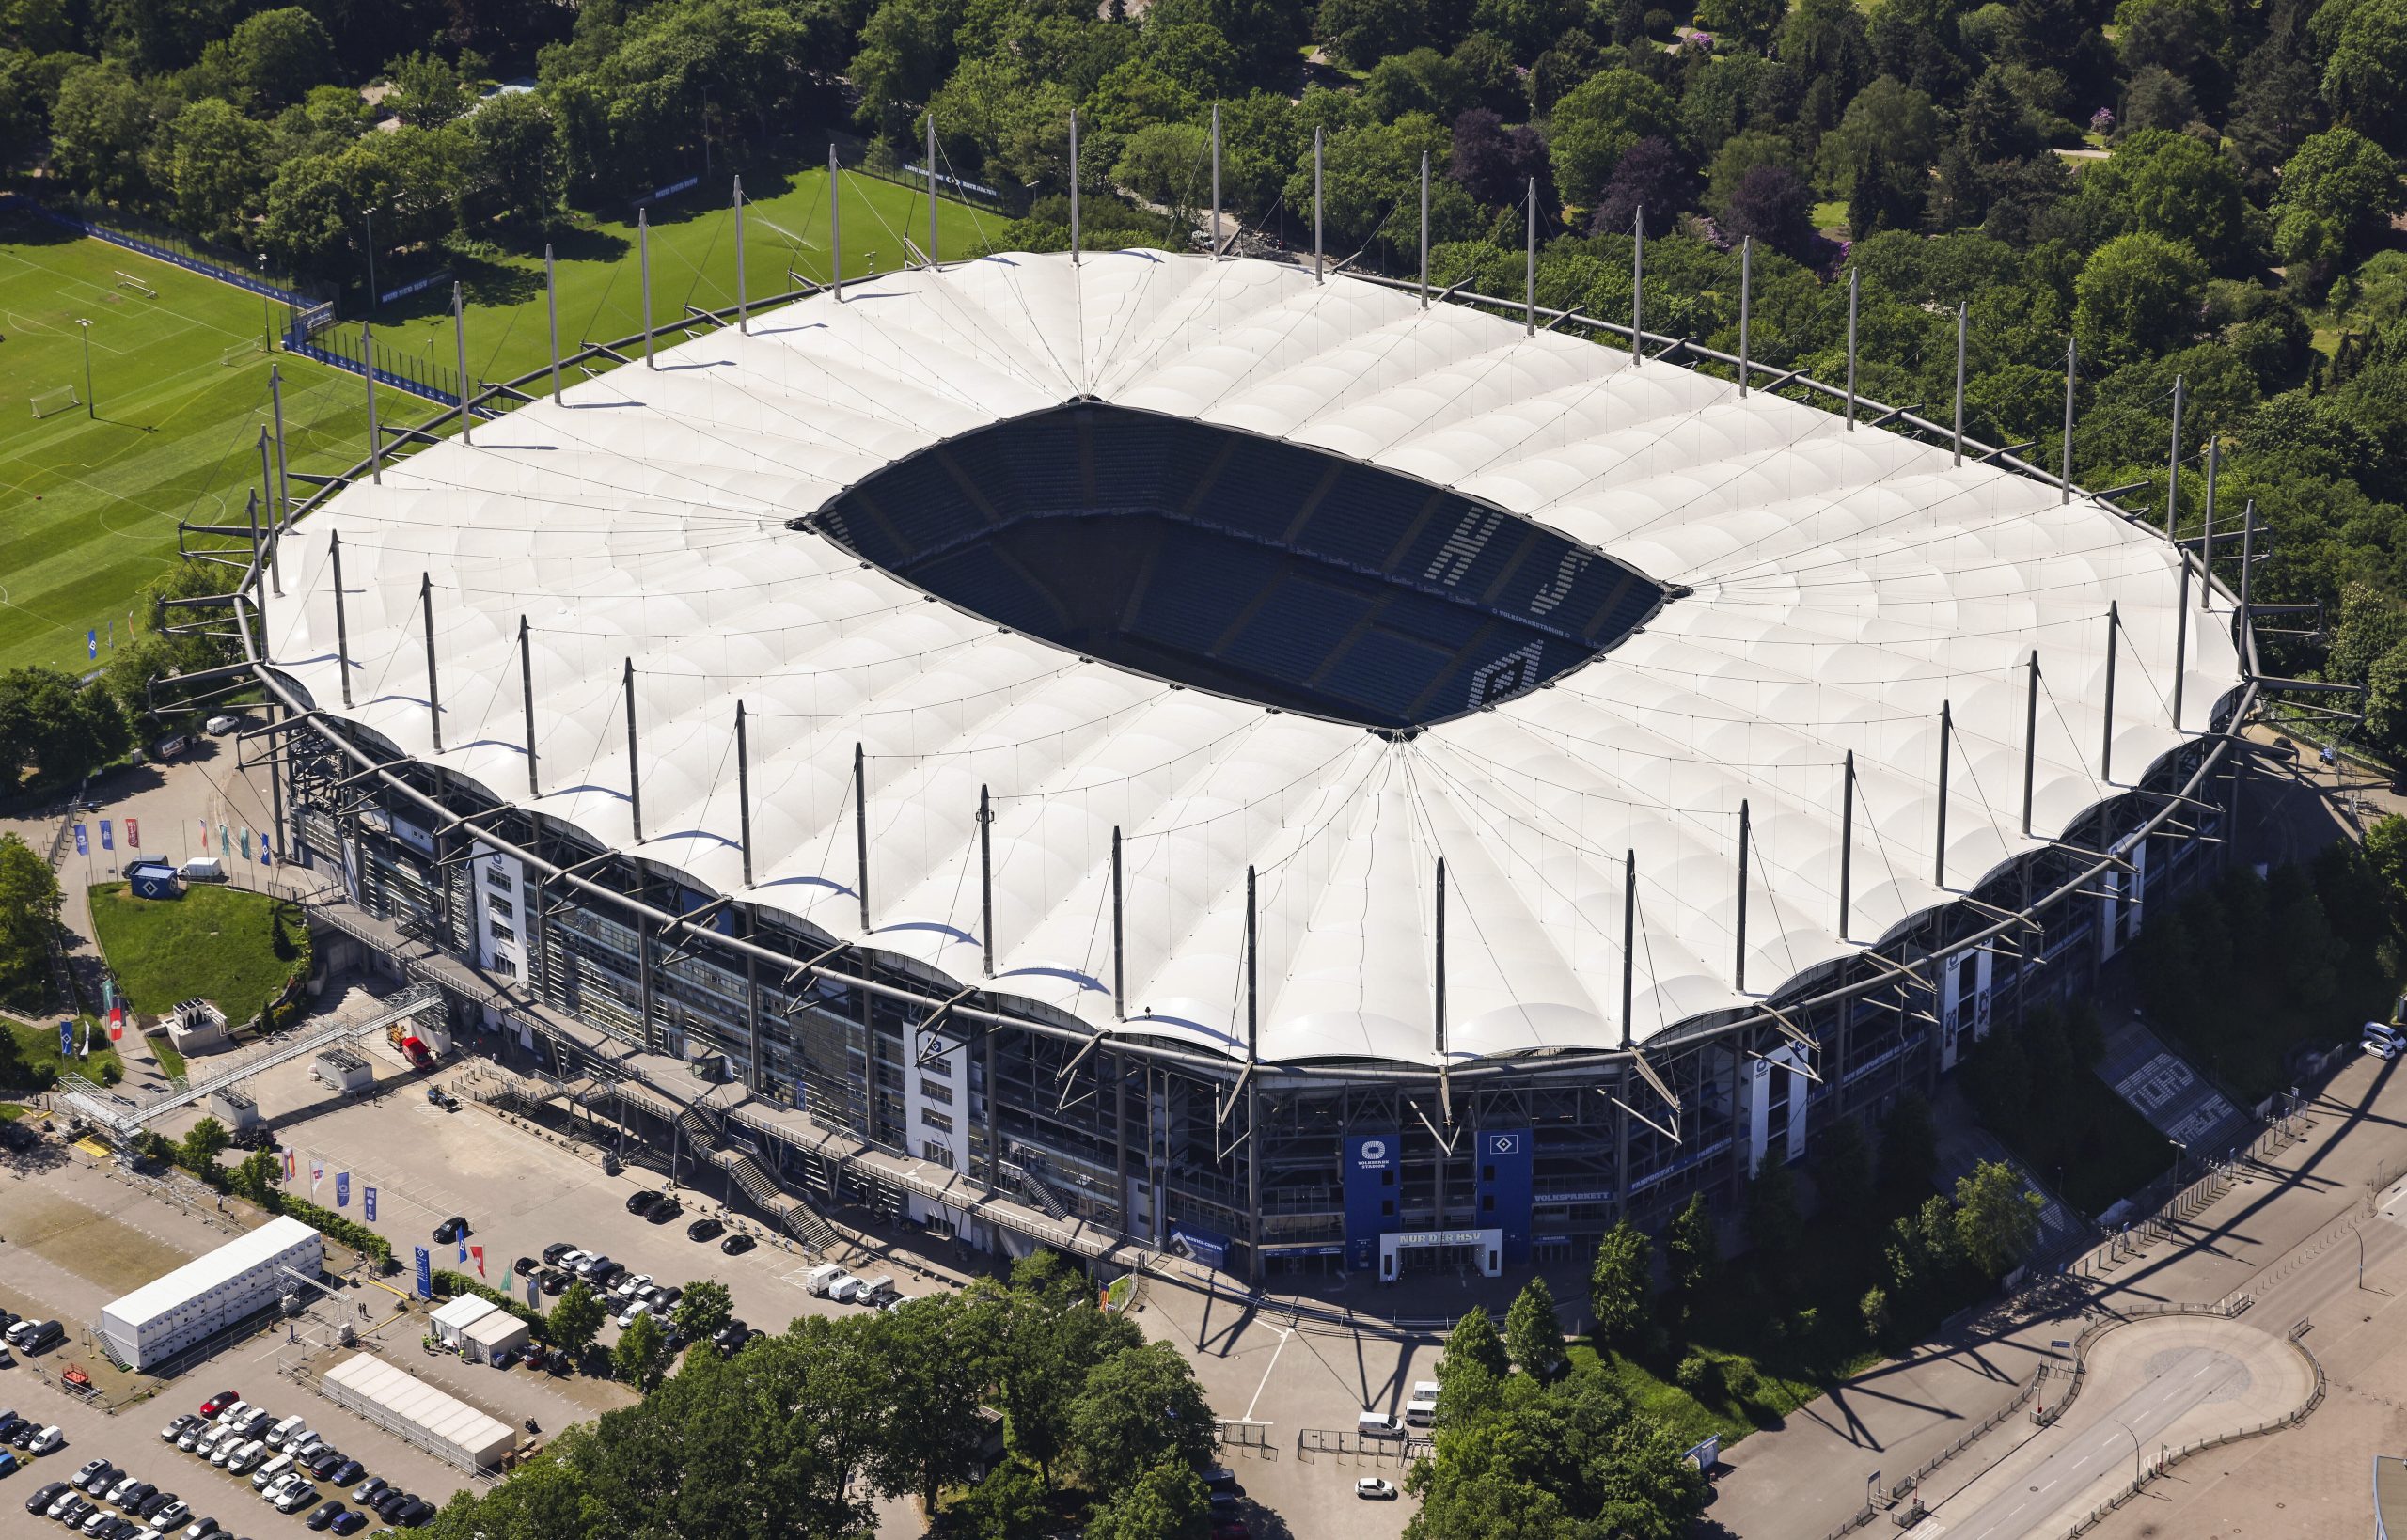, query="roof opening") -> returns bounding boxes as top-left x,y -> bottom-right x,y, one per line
809,403 -> 1667,729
